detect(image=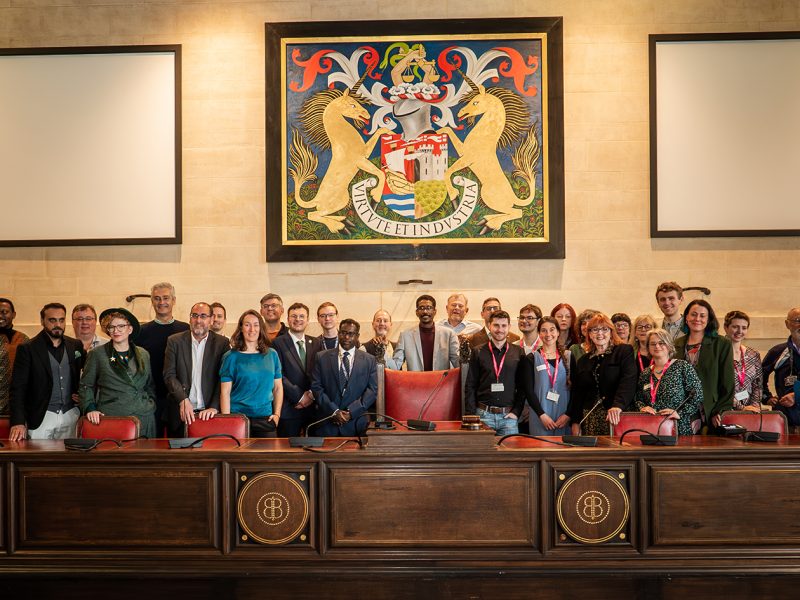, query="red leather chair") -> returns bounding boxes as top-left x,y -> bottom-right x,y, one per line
0,416 -> 10,439
721,410 -> 788,440
383,367 -> 462,422
186,413 -> 250,439
610,412 -> 677,438
77,416 -> 140,439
